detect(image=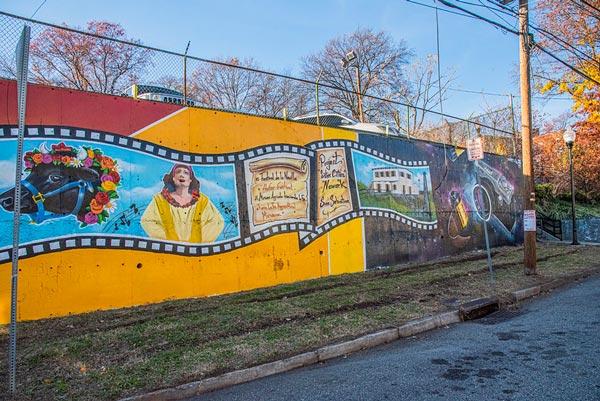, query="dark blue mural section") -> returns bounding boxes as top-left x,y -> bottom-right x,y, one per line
357,134 -> 522,269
